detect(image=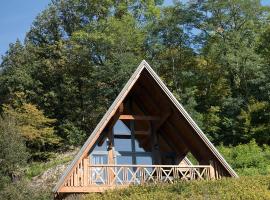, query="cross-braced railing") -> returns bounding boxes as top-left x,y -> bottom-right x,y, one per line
61,163 -> 214,192
88,164 -> 212,186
